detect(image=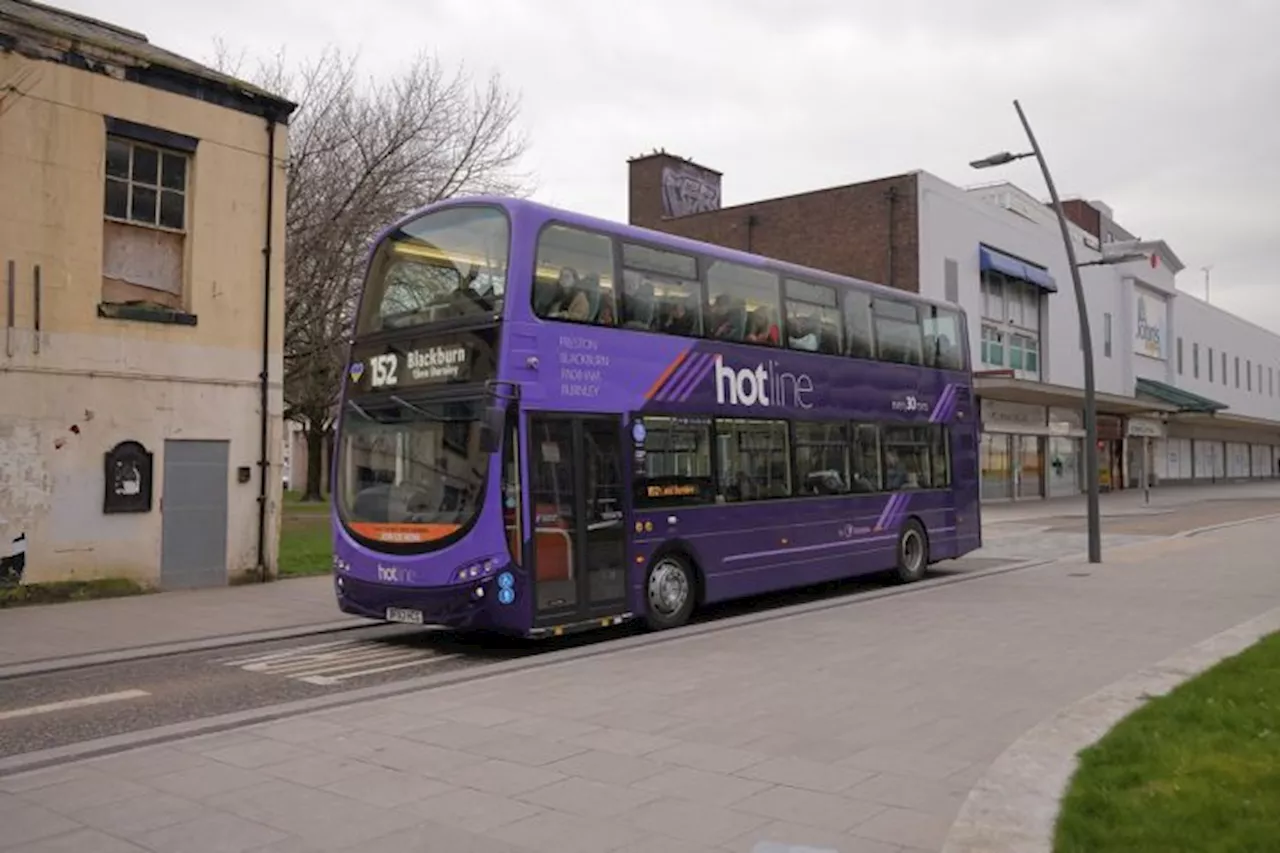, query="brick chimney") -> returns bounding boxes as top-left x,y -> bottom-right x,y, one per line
628,150 -> 722,228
